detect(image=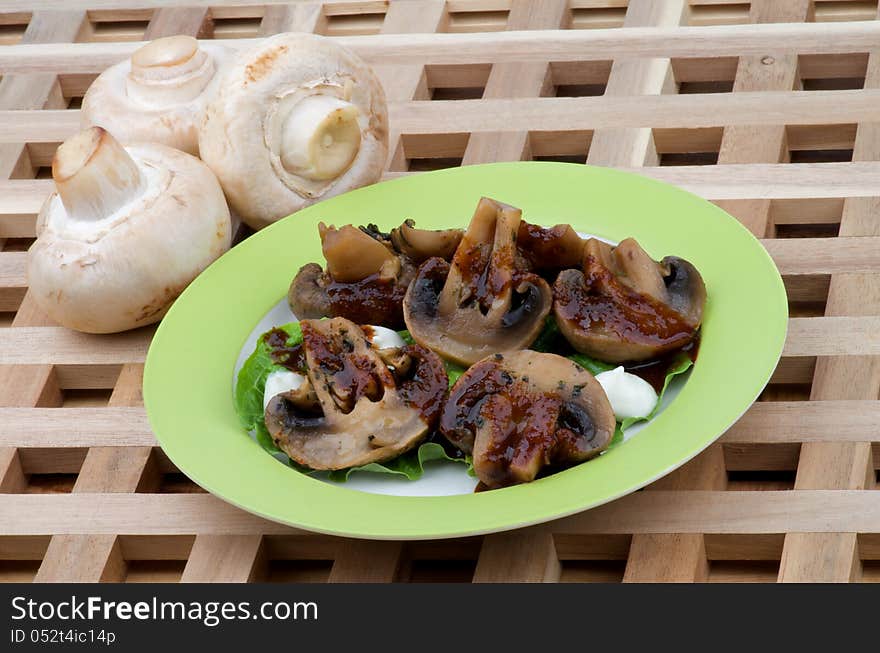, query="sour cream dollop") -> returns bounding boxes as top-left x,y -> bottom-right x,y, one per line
594,366 -> 658,421
363,324 -> 406,350
263,369 -> 307,410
